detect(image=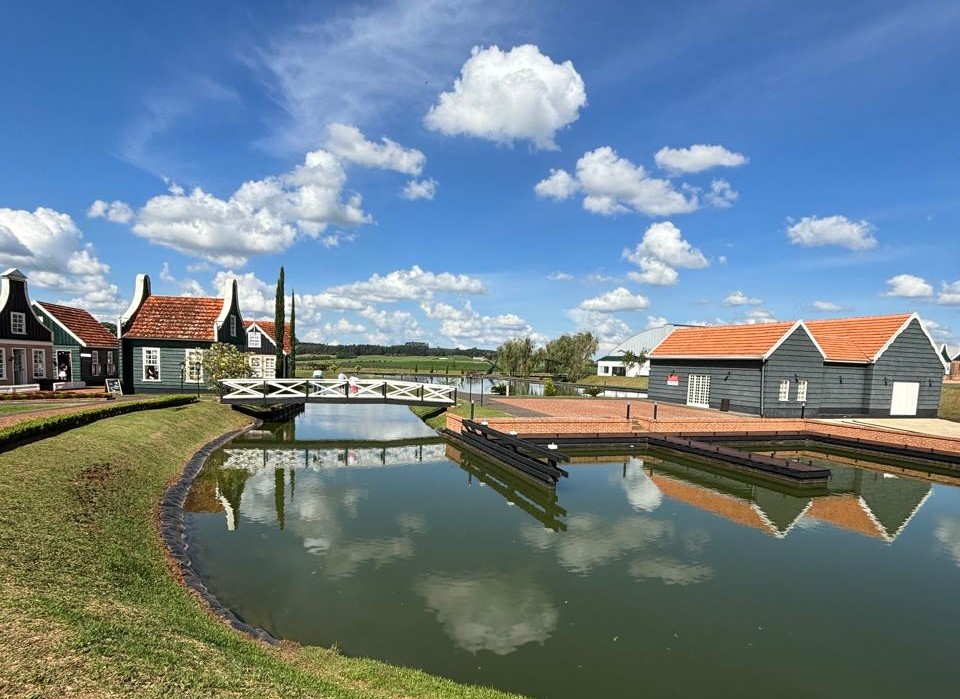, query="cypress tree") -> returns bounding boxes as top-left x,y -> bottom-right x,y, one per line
290,289 -> 296,379
275,266 -> 285,378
